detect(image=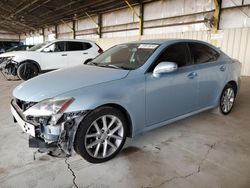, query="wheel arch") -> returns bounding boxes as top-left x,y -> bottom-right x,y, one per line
226,80 -> 238,95
19,60 -> 41,72
93,103 -> 133,138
